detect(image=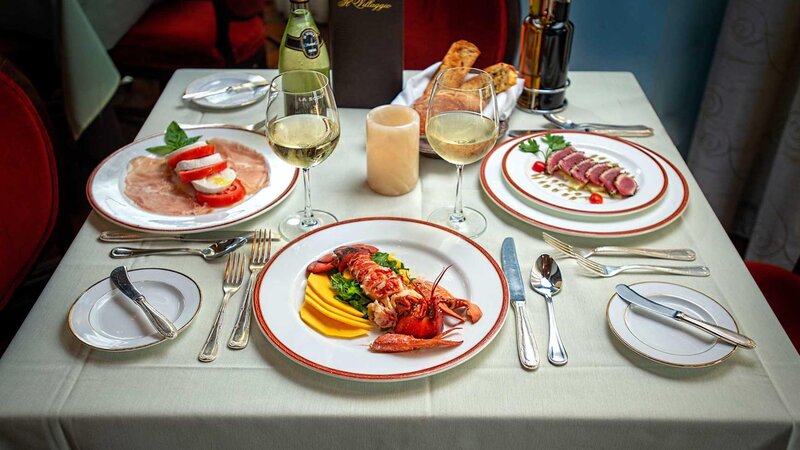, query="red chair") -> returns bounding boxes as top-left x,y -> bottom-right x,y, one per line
746,261 -> 800,353
404,0 -> 521,69
0,61 -> 58,311
110,0 -> 265,80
